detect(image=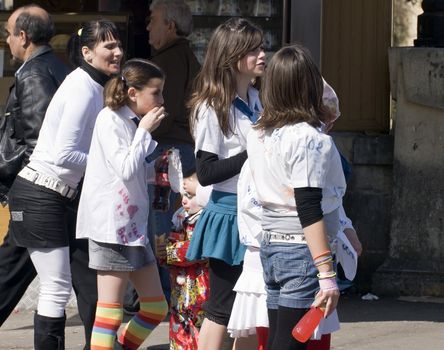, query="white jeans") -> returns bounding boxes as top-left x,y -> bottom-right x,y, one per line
28,247 -> 72,318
